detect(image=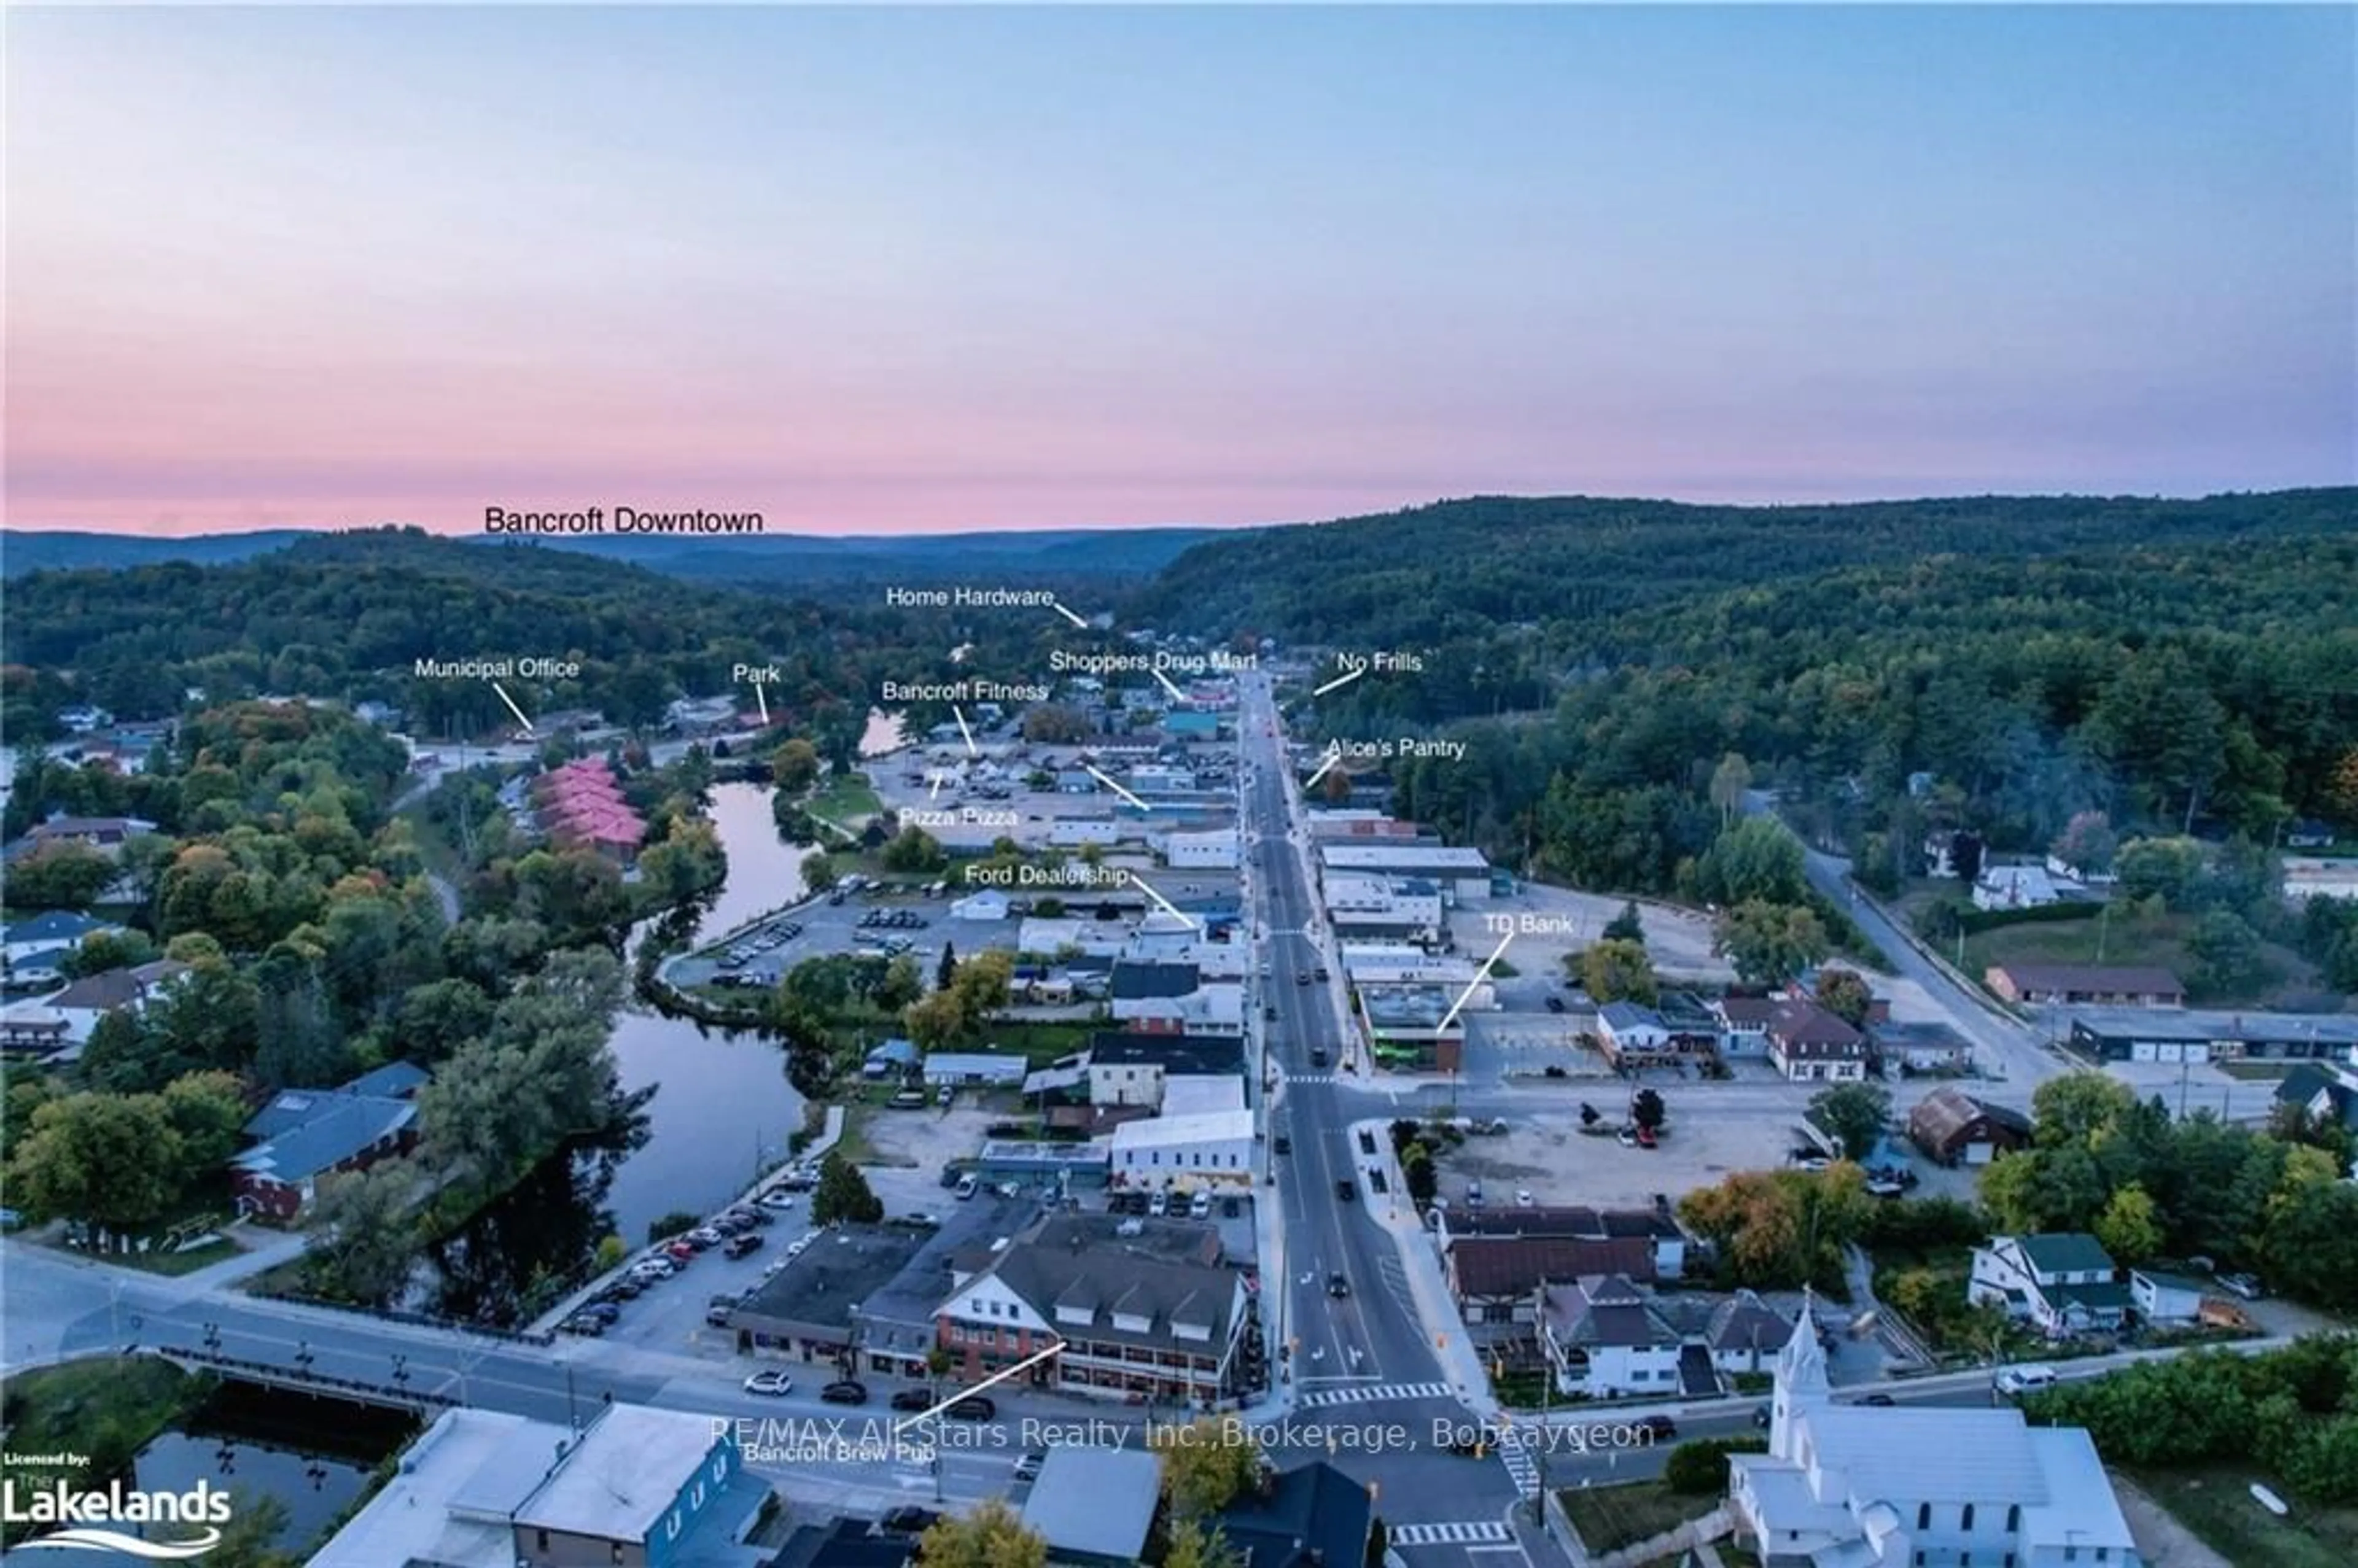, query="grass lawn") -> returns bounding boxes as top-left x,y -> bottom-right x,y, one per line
982,1019 -> 1101,1066
2216,1060 -> 2297,1081
1558,1481 -> 1717,1556
0,1357 -> 207,1491
1963,914 -> 2316,1009
806,771 -> 882,828
106,1235 -> 243,1276
2132,1466 -> 2358,1568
